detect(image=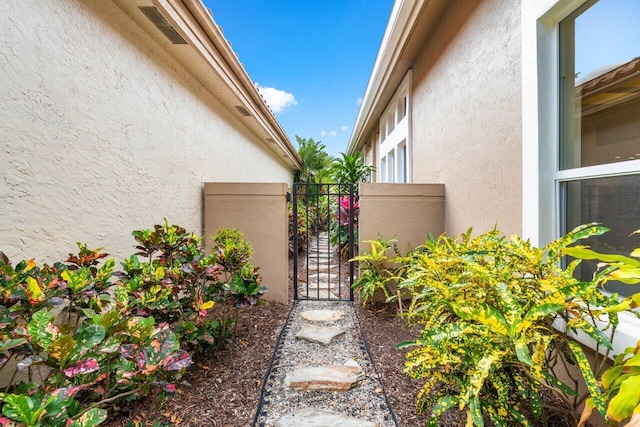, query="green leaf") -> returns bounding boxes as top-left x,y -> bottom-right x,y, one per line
567,341 -> 606,416
428,396 -> 461,427
75,325 -> 106,354
1,394 -> 33,423
562,246 -> 640,267
69,408 -> 108,427
607,375 -> 640,422
450,302 -> 508,336
567,318 -> 613,350
0,338 -> 27,352
515,339 -> 533,366
524,303 -> 564,322
602,366 -> 623,389
468,396 -> 484,427
27,309 -> 57,350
